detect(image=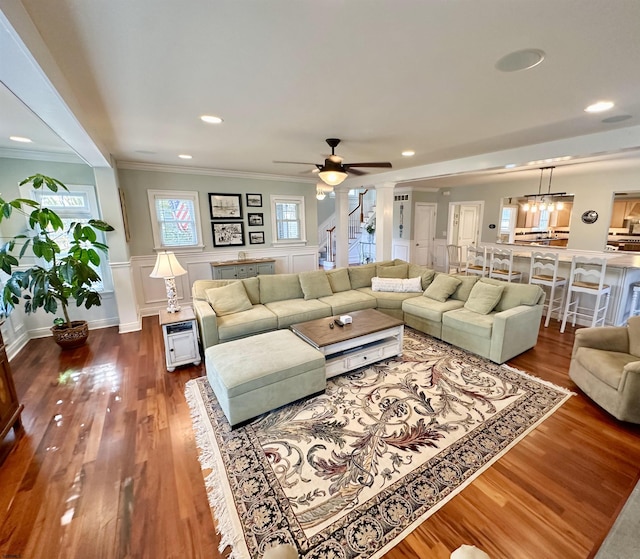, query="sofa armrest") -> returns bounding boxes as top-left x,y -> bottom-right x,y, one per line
573,326 -> 629,357
193,298 -> 220,349
490,304 -> 544,363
